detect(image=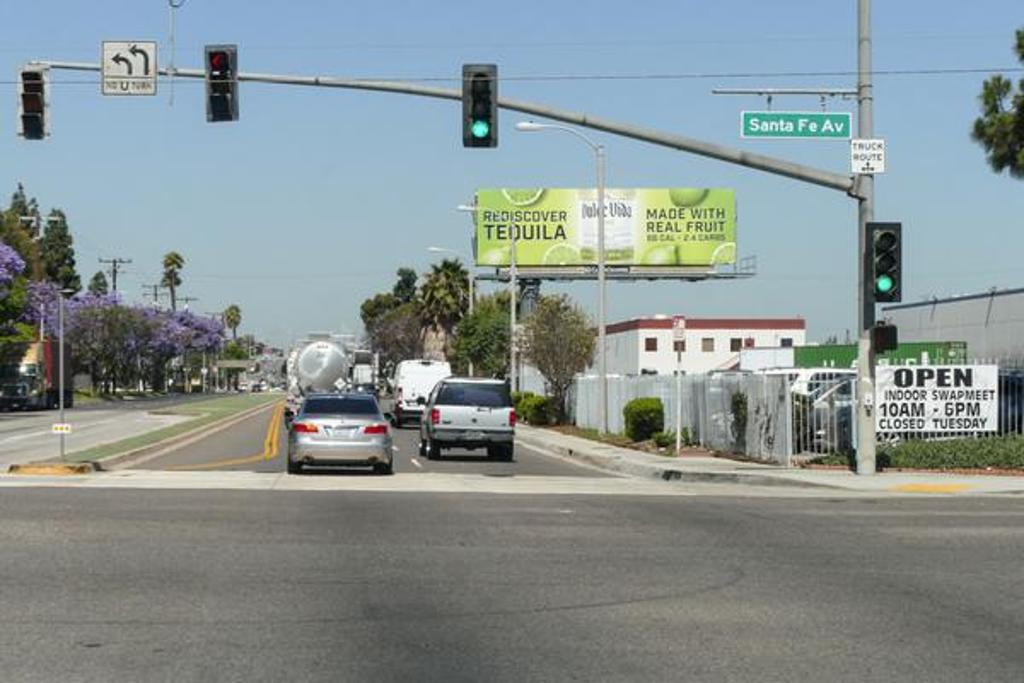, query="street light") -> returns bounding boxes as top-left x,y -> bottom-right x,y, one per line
515,120 -> 609,434
427,246 -> 475,377
456,204 -> 518,389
